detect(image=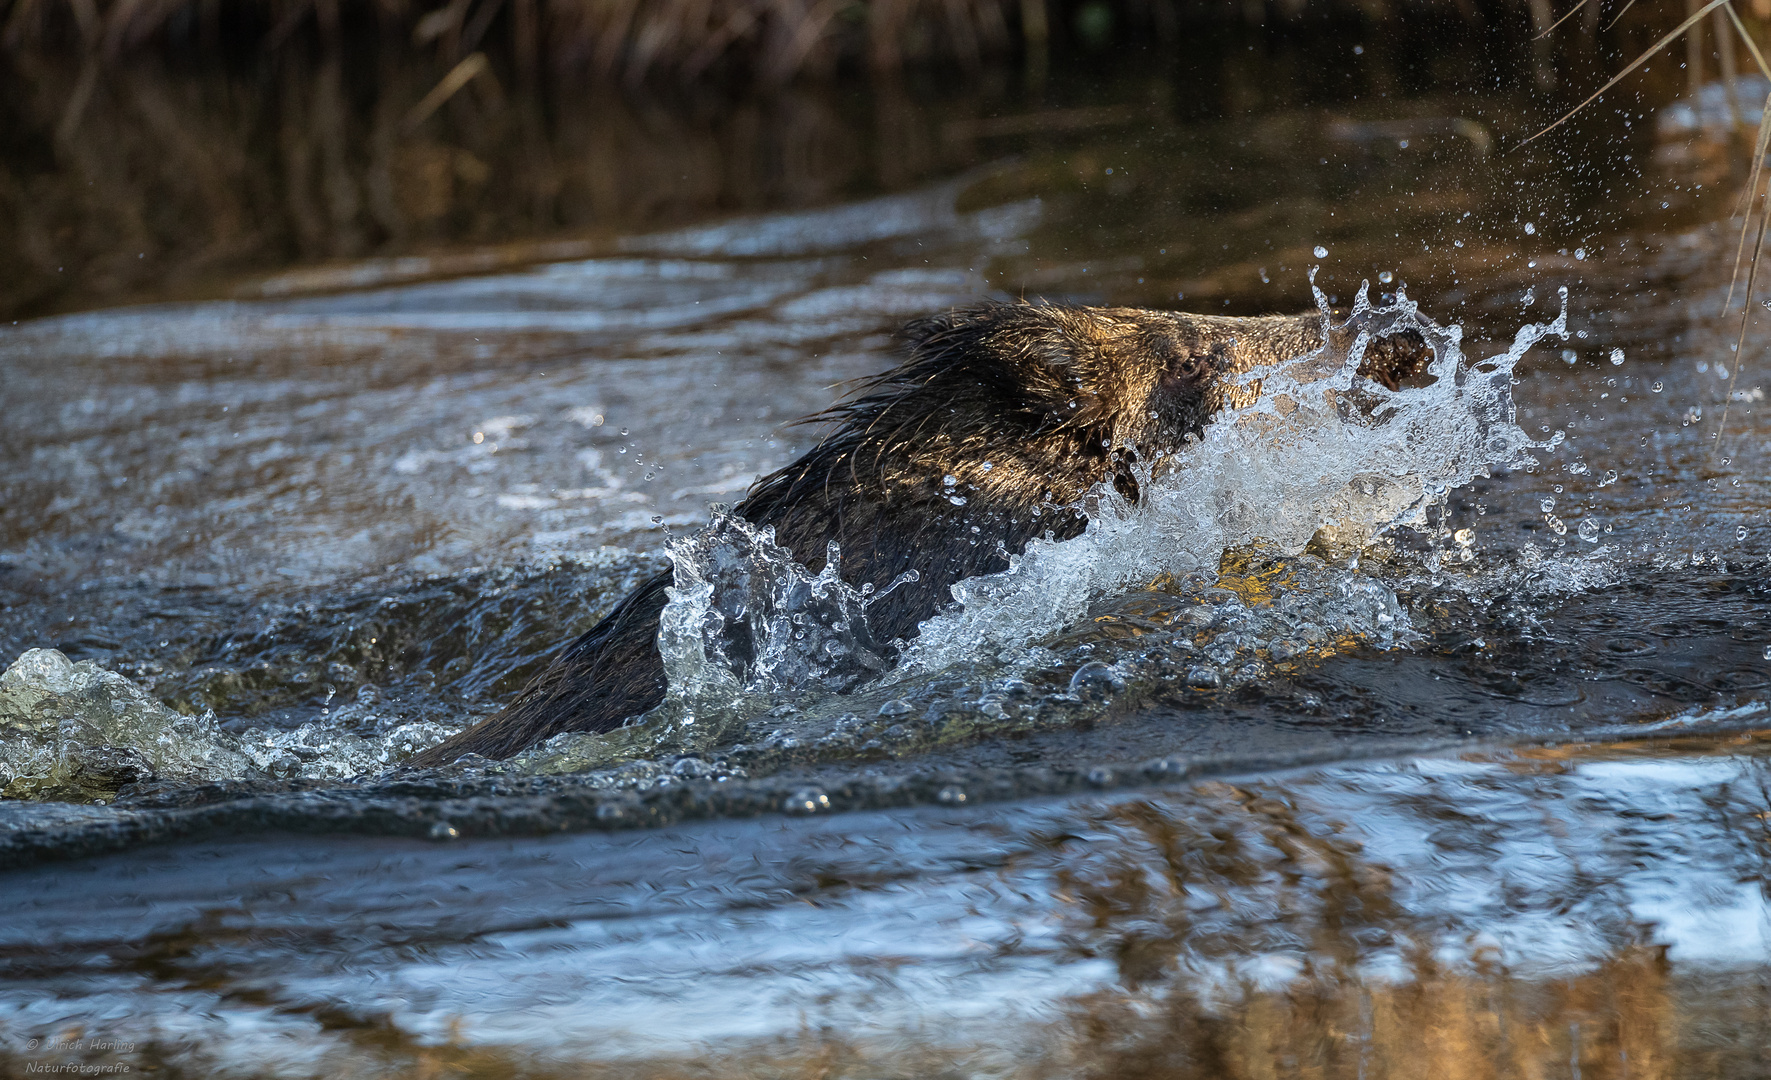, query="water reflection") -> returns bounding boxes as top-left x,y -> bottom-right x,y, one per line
2,51 -> 981,318
3,735 -> 1770,1076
